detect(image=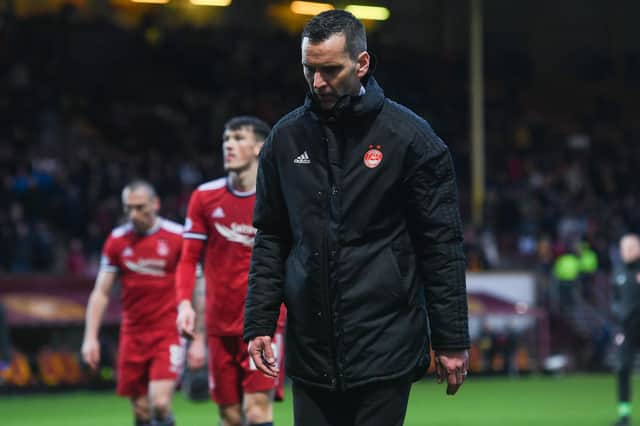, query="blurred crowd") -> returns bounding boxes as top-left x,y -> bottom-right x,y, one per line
1,11 -> 639,279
